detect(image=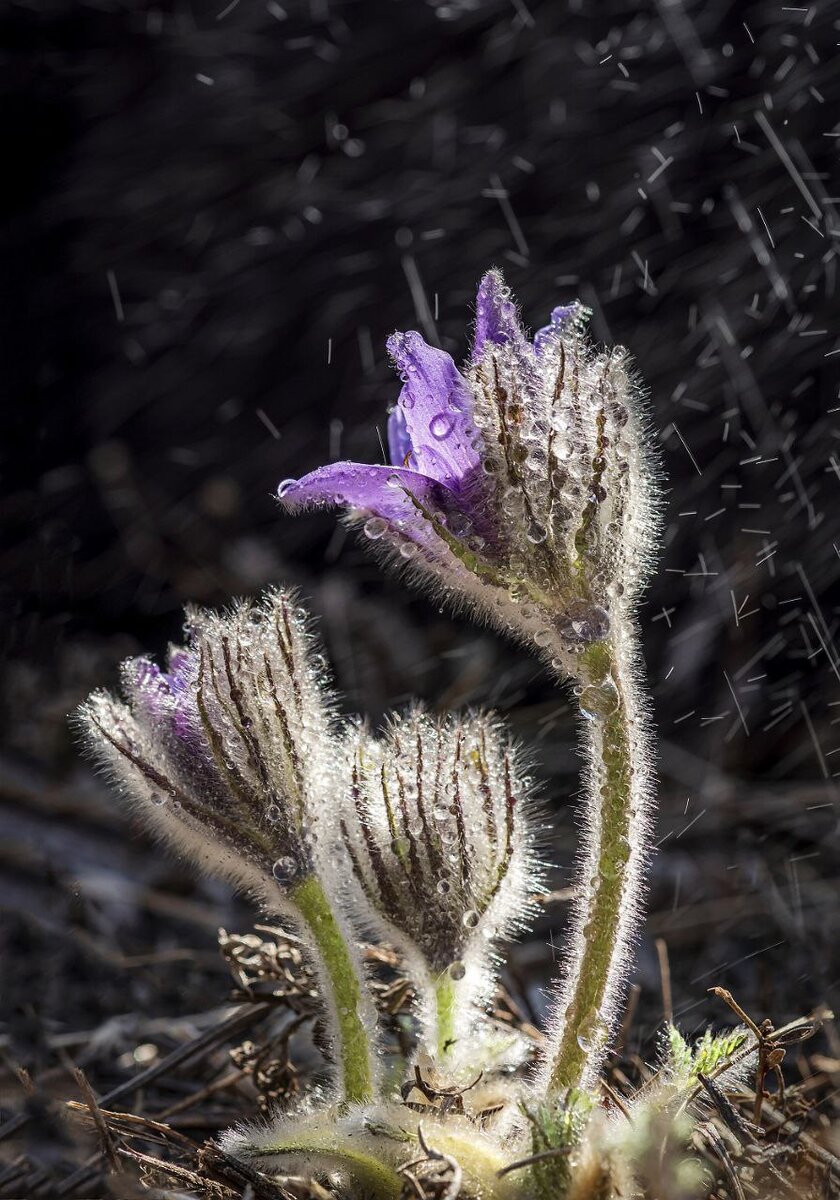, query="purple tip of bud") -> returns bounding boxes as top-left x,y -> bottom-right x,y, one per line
533,300 -> 590,355
387,404 -> 413,468
131,658 -> 169,719
130,650 -> 200,745
165,648 -> 201,742
472,269 -> 526,360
